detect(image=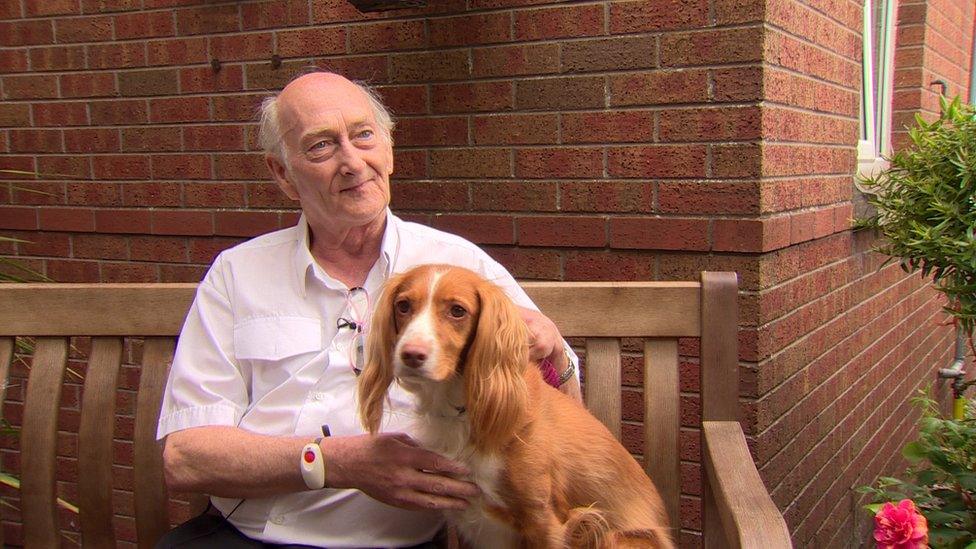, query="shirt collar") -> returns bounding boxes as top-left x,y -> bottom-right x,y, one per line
292,209 -> 399,297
